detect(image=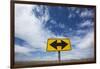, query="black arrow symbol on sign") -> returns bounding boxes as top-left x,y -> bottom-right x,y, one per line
50,40 -> 68,49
